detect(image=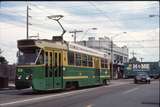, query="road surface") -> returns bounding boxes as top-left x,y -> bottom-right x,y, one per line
0,79 -> 159,107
